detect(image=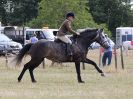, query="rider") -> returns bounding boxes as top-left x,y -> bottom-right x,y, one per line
57,12 -> 80,56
